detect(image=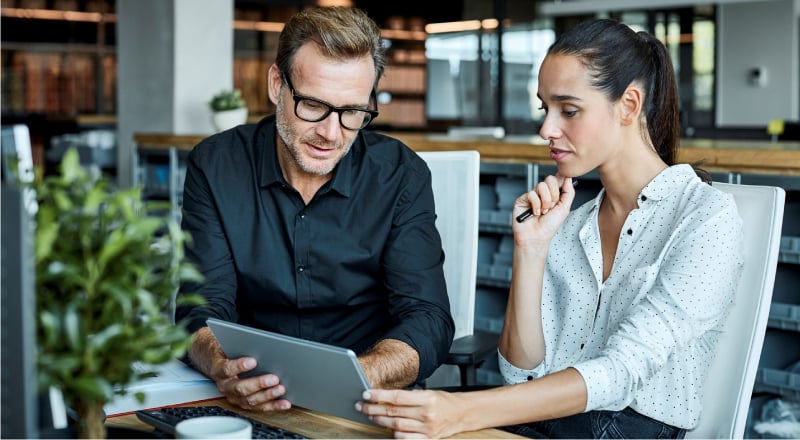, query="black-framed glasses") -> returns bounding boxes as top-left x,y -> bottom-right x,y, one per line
282,74 -> 379,130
